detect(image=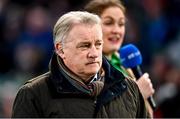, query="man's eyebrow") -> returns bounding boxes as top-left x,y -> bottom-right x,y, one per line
77,39 -> 103,45
96,39 -> 103,43
78,41 -> 91,44
76,41 -> 90,47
